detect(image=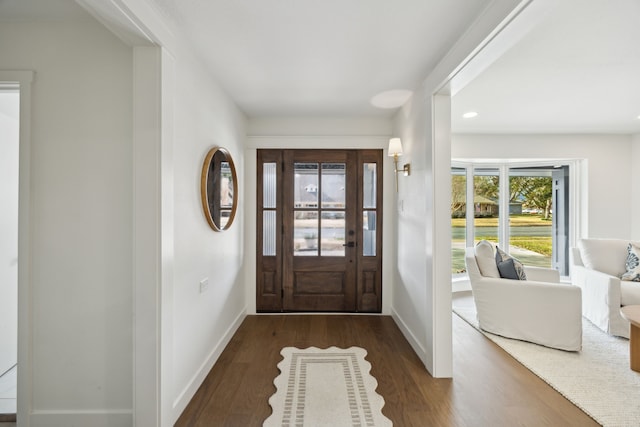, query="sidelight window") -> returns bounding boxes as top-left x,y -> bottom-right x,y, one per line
262,162 -> 277,256
363,163 -> 377,256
